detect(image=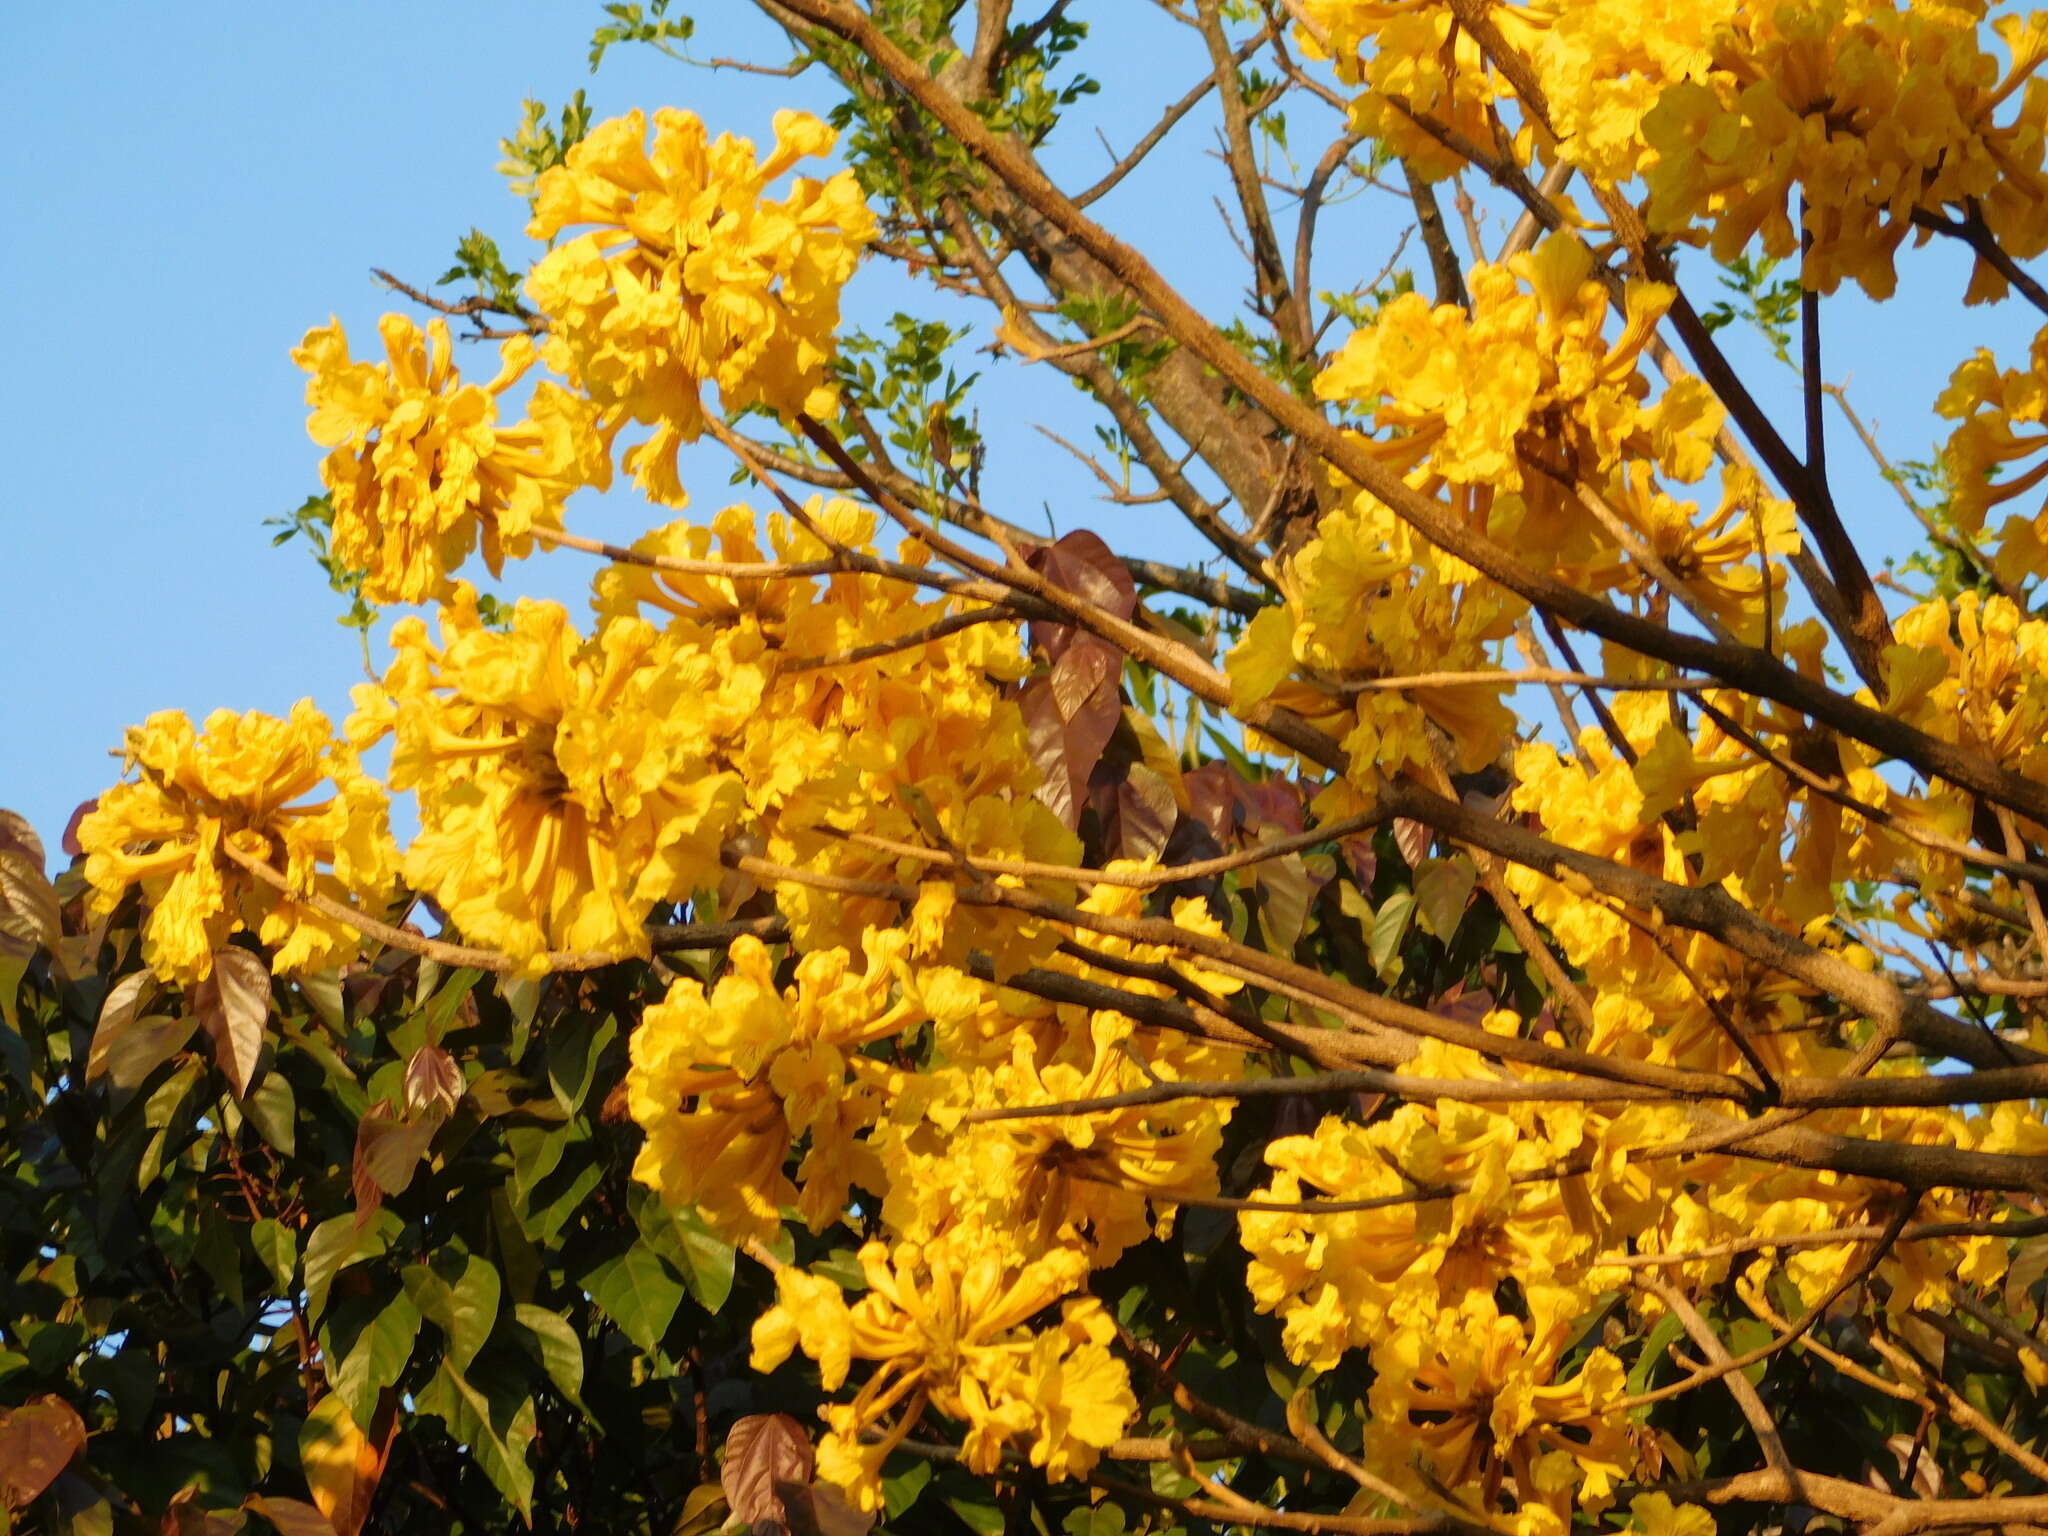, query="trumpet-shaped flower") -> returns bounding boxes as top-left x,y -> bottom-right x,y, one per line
78,703 -> 397,984
294,314 -> 604,605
